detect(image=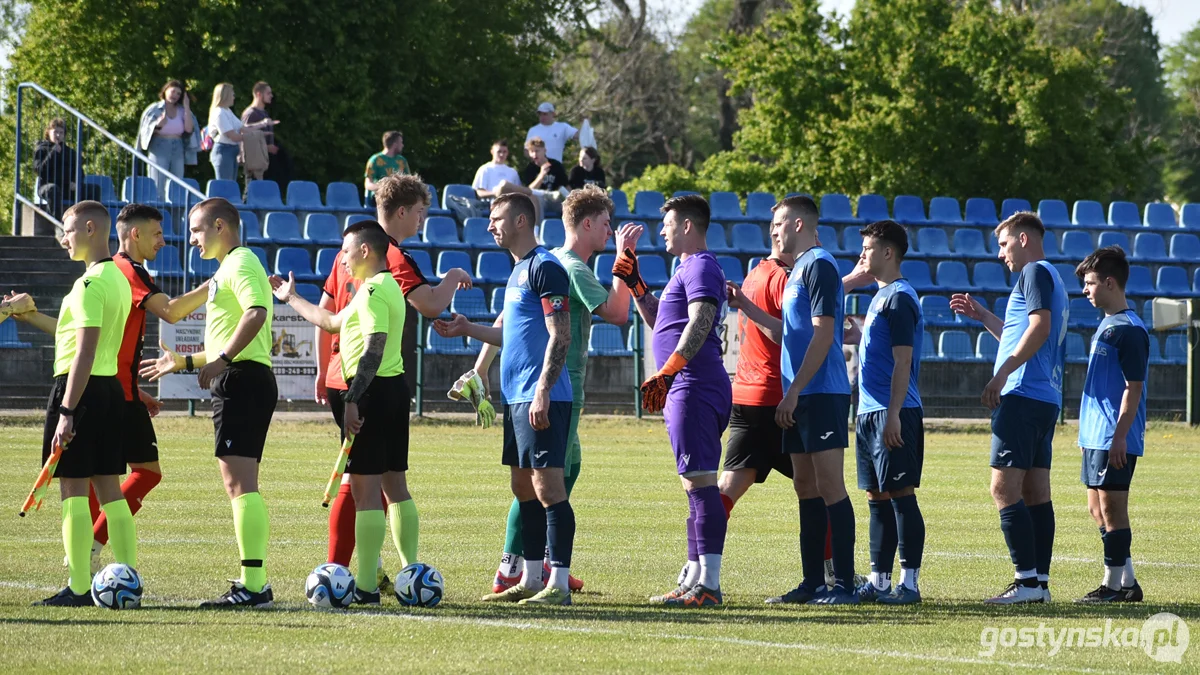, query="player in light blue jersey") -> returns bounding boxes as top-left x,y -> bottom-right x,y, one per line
842,220 -> 926,605
1073,247 -> 1147,604
951,212 -> 1068,604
